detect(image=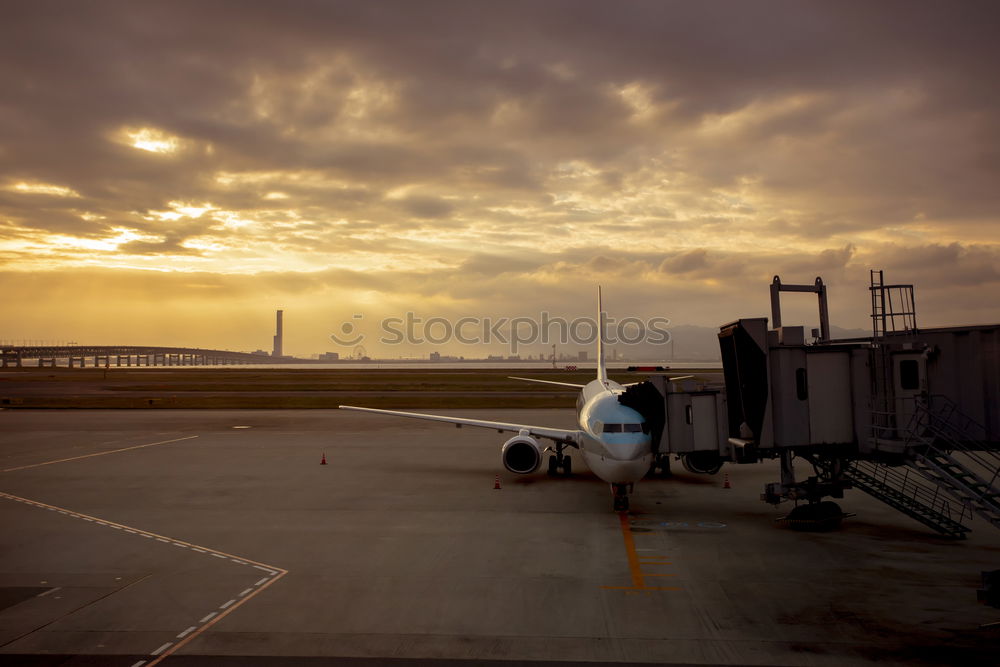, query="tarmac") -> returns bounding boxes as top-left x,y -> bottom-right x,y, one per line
1,409 -> 998,666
